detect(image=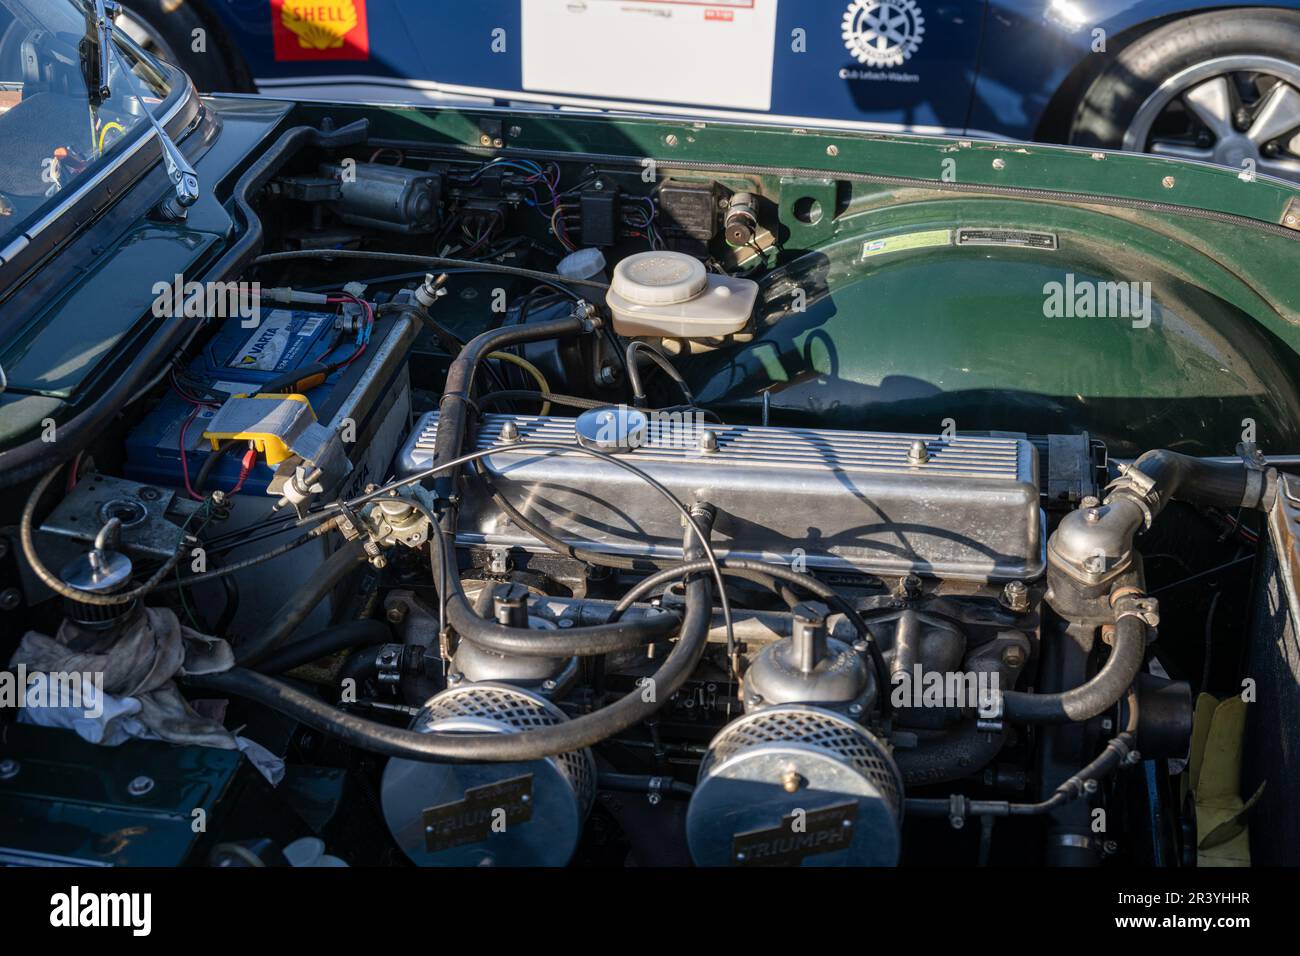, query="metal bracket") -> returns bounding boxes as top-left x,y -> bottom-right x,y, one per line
1282,196 -> 1300,231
